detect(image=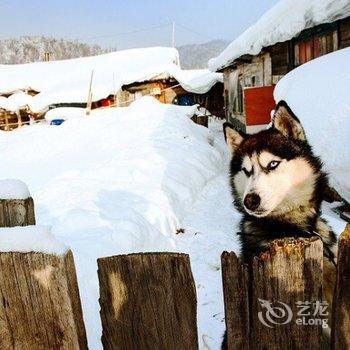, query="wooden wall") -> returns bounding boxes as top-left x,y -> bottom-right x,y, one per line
339,16 -> 350,49
269,42 -> 291,76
